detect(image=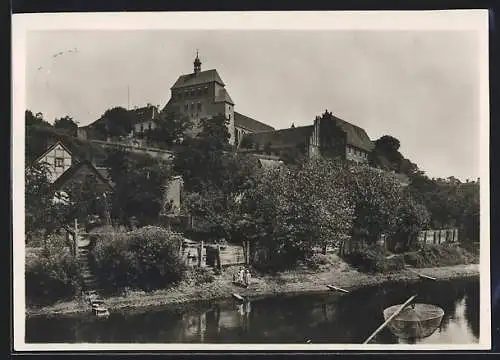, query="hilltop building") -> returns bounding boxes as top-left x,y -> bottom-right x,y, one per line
77,52 -> 274,147
237,110 -> 374,164
73,53 -> 408,185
